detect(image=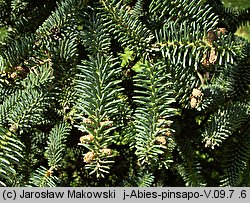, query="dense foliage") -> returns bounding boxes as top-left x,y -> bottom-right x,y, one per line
0,0 -> 250,187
